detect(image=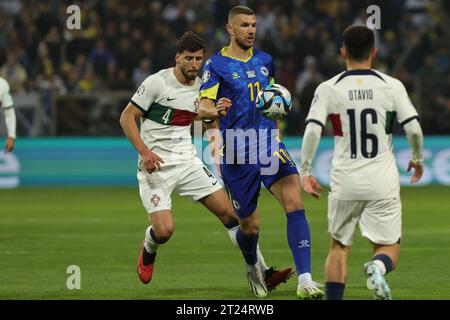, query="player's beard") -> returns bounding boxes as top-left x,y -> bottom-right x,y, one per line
181,68 -> 198,81
235,36 -> 254,51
